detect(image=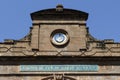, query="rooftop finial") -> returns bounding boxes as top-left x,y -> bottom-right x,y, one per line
56,4 -> 63,11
